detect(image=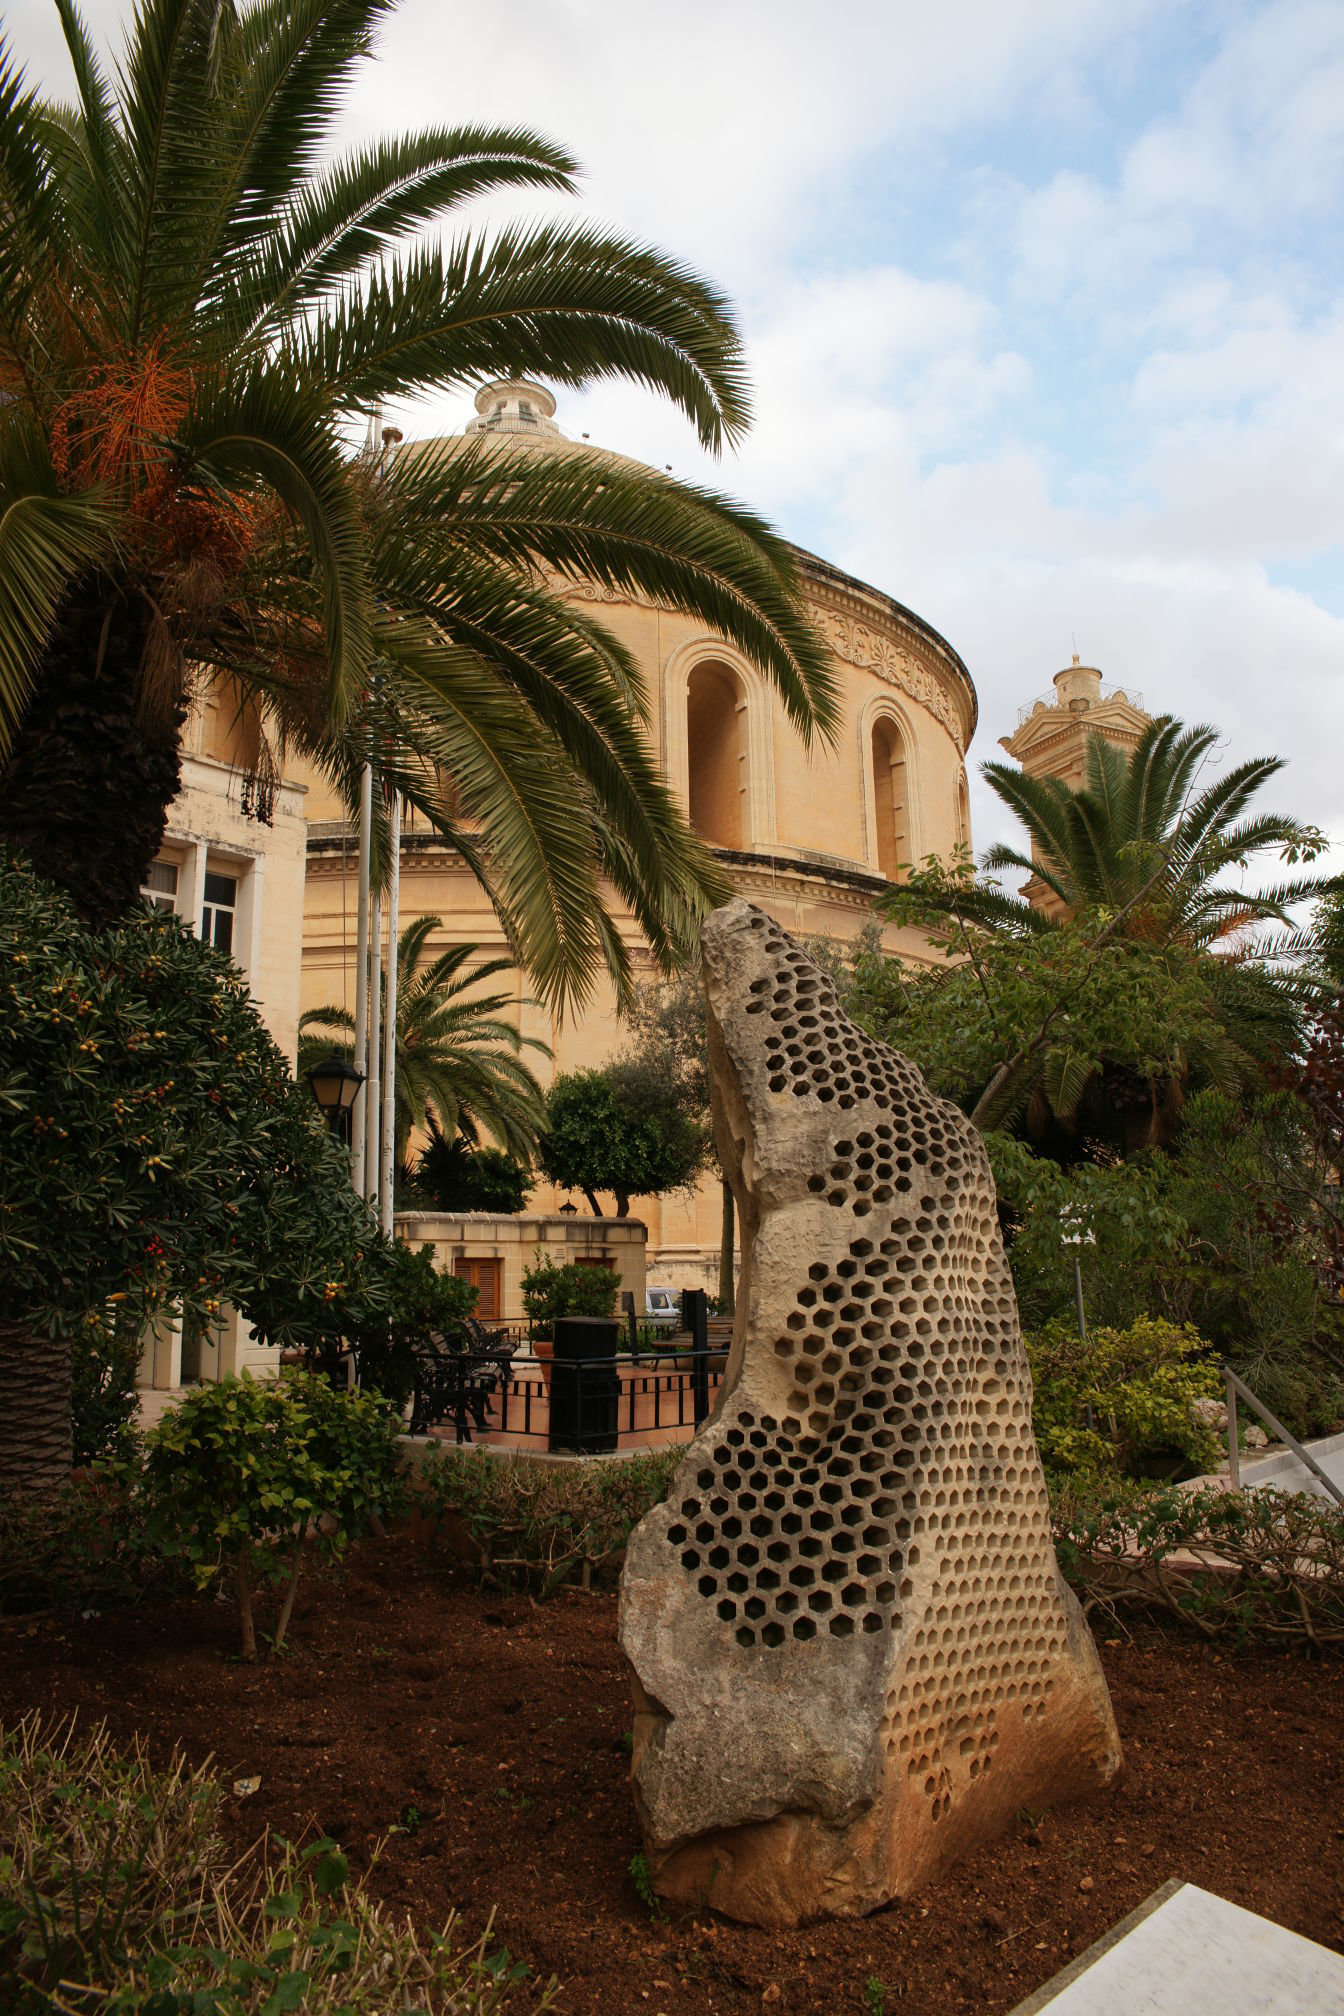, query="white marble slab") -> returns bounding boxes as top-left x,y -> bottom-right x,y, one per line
1009,1880 -> 1344,2015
